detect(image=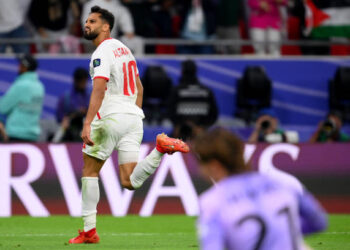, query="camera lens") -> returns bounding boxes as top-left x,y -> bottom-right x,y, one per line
261,120 -> 270,130
323,119 -> 335,131
179,123 -> 193,140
